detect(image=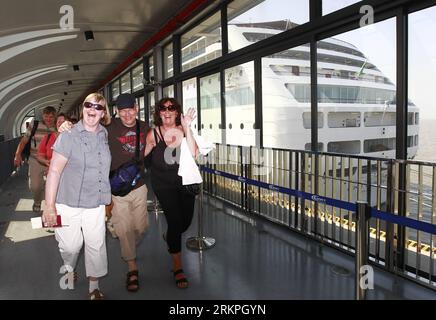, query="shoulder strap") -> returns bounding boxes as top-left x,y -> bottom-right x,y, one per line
153,128 -> 159,144
30,120 -> 39,147
45,133 -> 52,147
157,126 -> 167,147
135,120 -> 140,160
30,120 -> 39,137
